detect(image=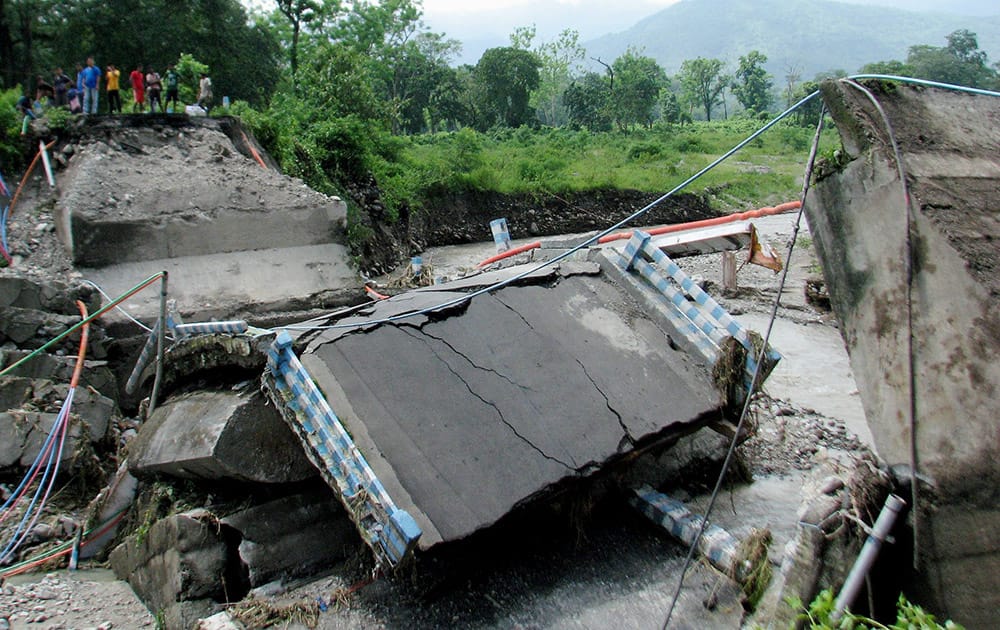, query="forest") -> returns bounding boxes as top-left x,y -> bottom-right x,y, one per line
2,0 -> 998,212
